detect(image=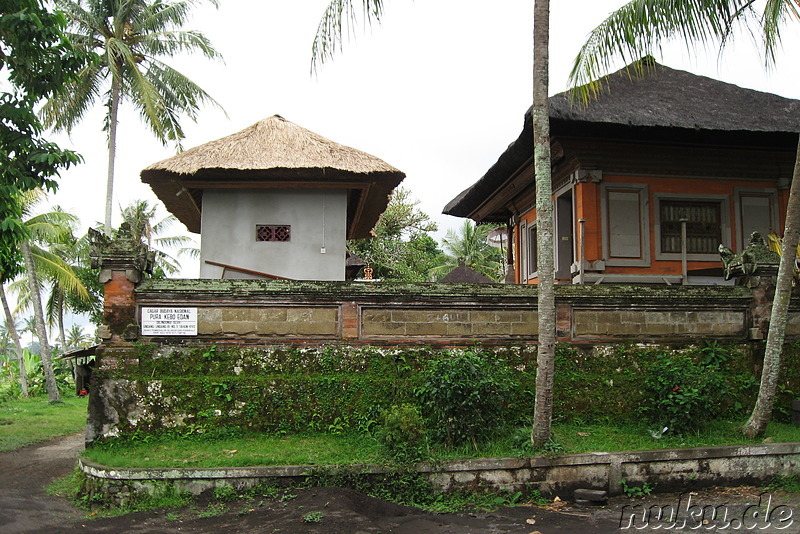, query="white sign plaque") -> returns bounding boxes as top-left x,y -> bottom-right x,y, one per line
141,307 -> 197,336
